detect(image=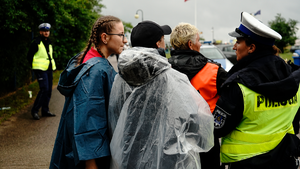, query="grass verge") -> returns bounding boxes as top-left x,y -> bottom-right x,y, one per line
0,70 -> 63,125
280,52 -> 293,62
